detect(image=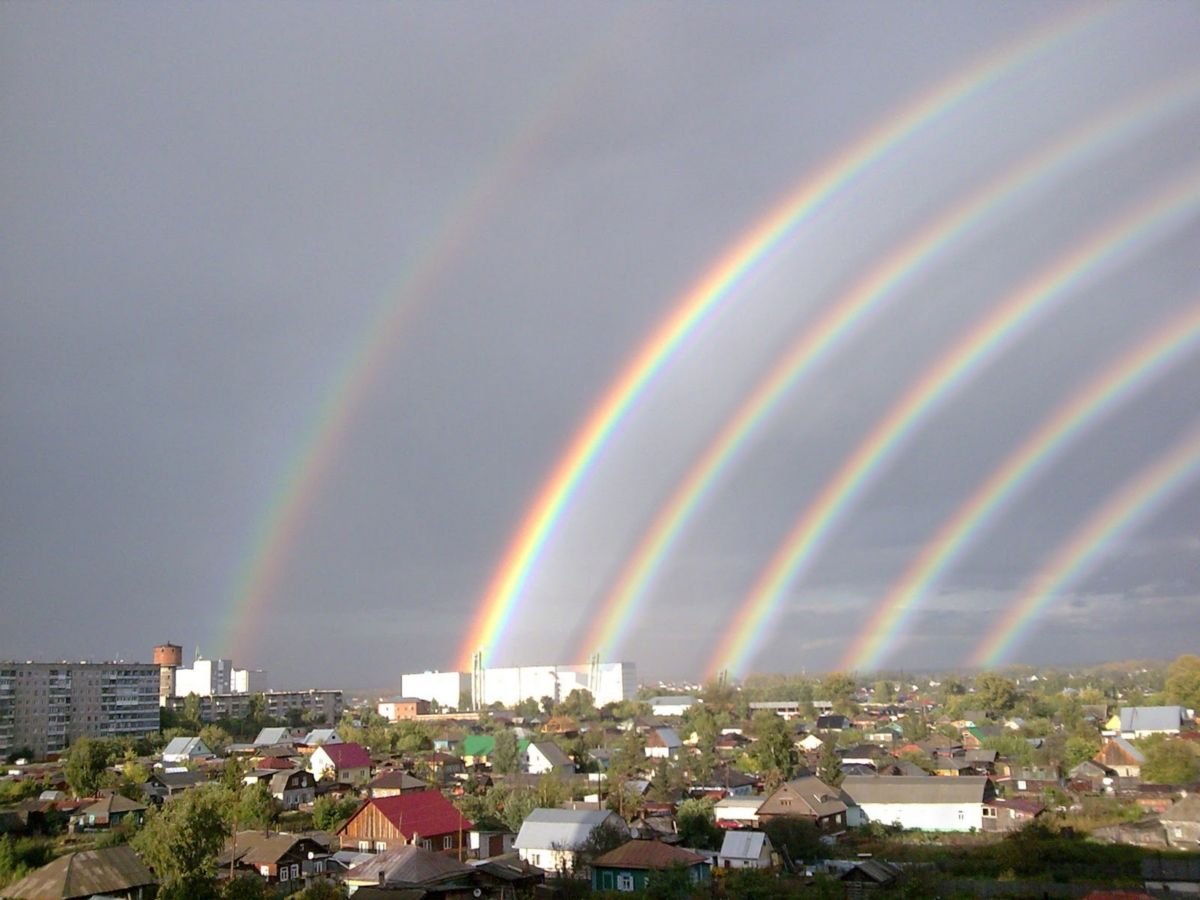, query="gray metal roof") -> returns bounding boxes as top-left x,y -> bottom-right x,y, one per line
1118,706 -> 1185,733
719,830 -> 769,860
513,808 -> 624,851
2,845 -> 155,899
